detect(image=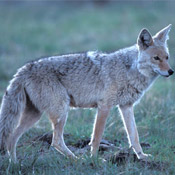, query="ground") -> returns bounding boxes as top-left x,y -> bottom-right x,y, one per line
0,1 -> 175,174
